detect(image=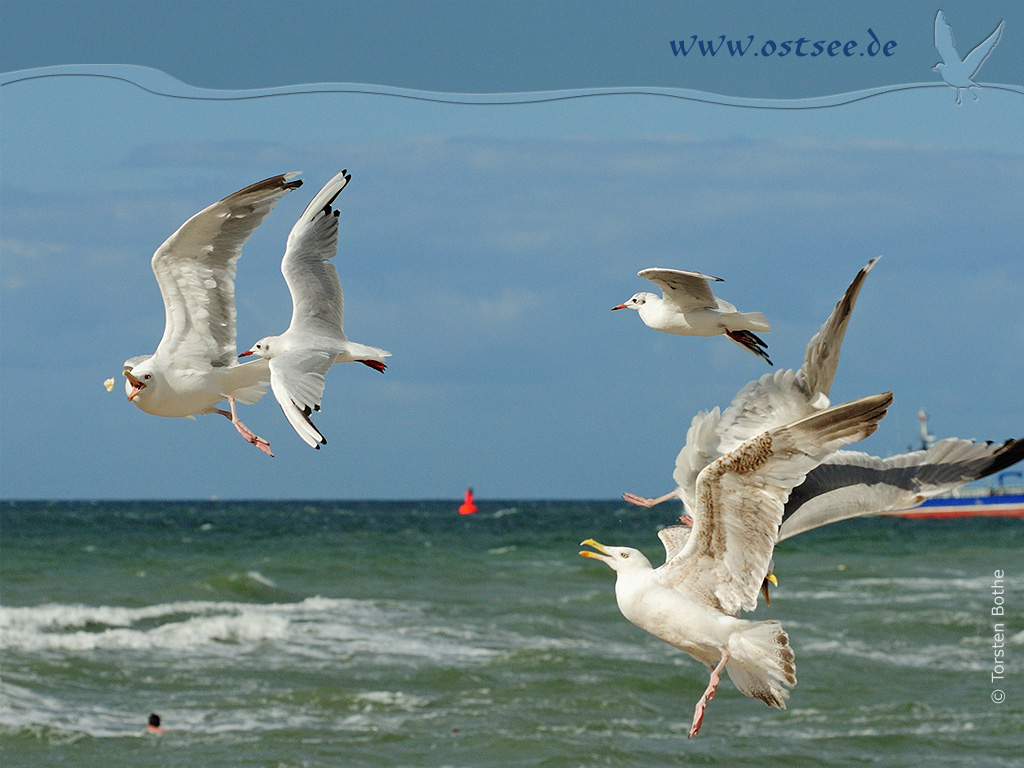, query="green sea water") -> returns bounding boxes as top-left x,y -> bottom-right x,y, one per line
1,501 -> 1021,767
